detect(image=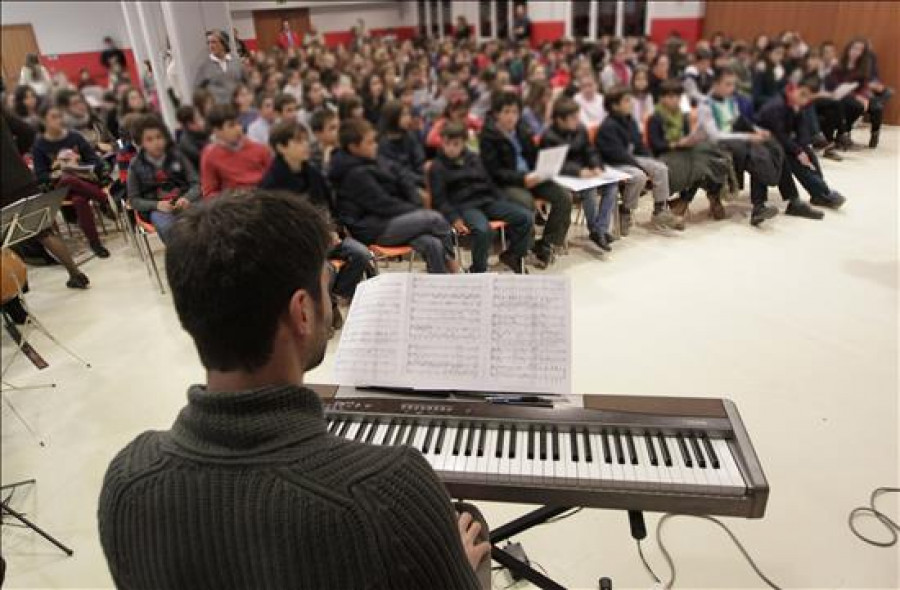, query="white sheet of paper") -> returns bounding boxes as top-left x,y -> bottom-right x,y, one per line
534,145 -> 569,181
832,82 -> 859,100
334,273 -> 572,394
553,168 -> 632,192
